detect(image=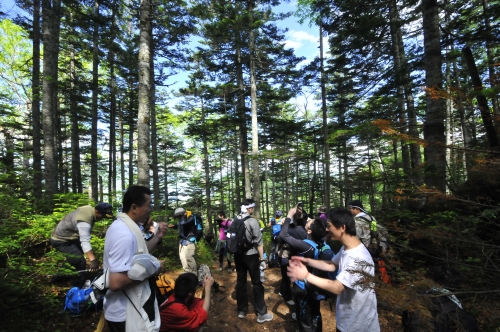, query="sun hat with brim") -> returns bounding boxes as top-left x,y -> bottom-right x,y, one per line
174,207 -> 186,217
96,203 -> 114,218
